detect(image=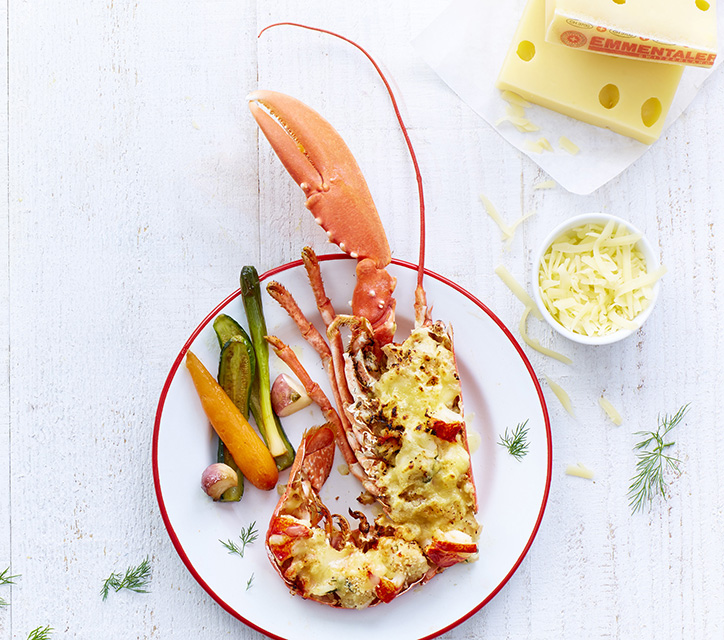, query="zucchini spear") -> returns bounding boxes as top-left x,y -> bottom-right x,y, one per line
211,314 -> 257,501
240,266 -> 295,471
